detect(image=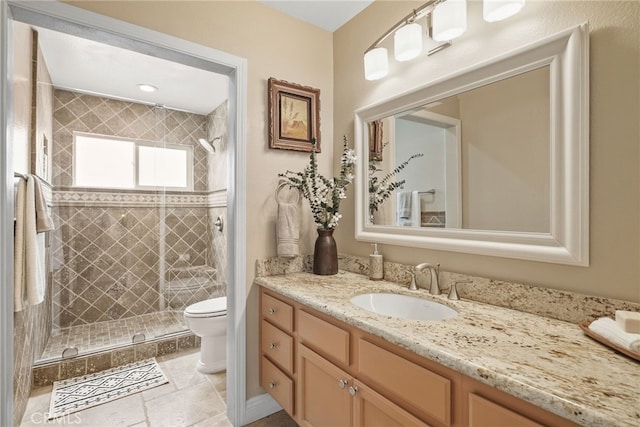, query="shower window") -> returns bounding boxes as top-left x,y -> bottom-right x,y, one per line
73,133 -> 193,190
